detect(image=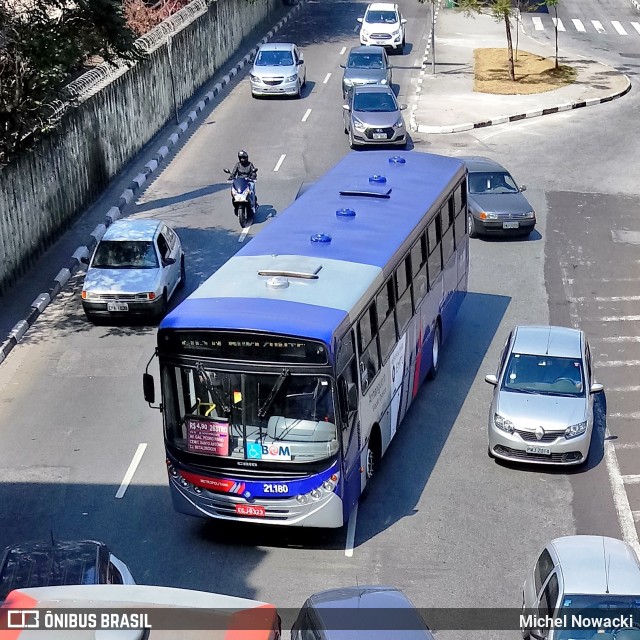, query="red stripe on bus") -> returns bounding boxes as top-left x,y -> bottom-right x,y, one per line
224,604 -> 280,640
0,590 -> 39,640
